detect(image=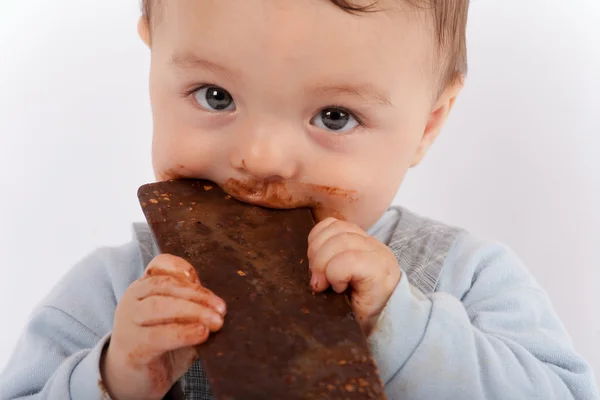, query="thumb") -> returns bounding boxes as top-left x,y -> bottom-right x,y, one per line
170,347 -> 200,381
